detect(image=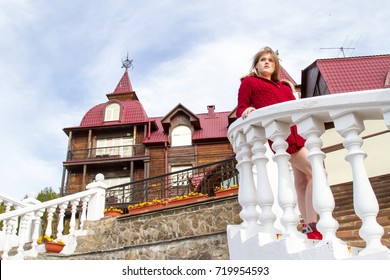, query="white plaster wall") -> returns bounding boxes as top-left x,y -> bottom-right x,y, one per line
322,120 -> 390,186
